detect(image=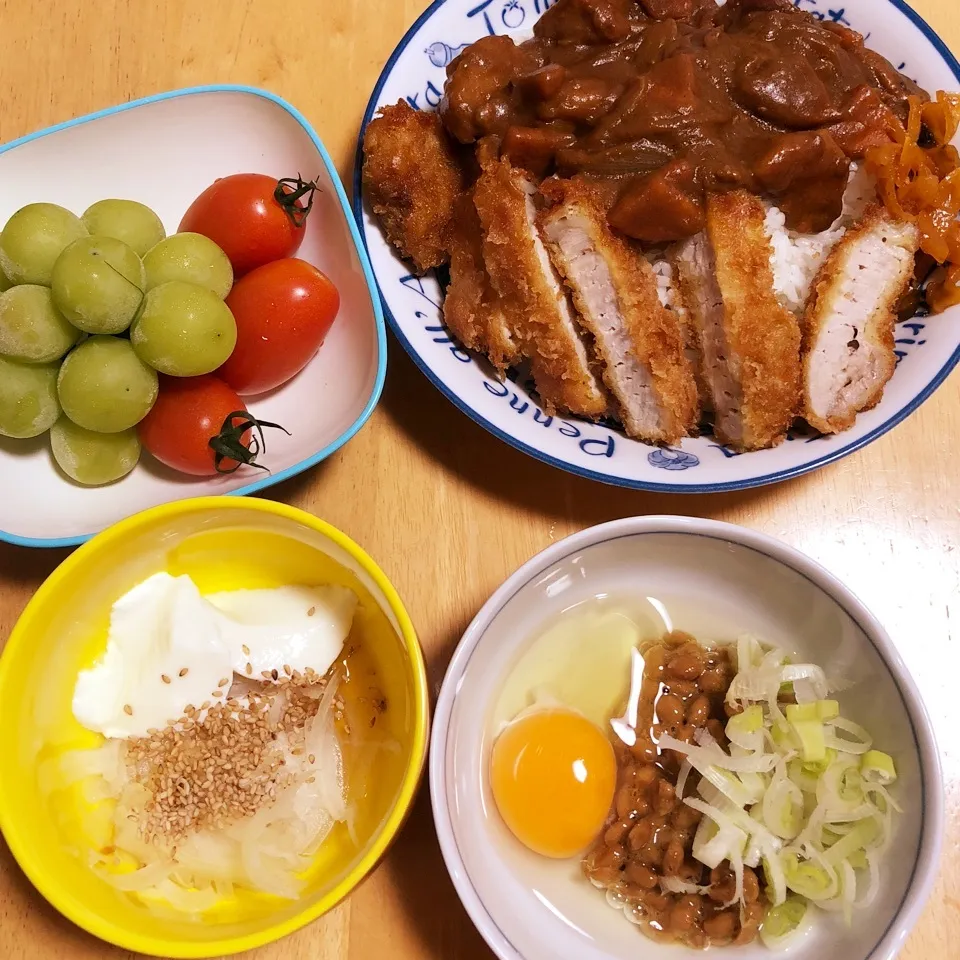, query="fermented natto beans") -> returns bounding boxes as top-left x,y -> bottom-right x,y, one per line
654,693 -> 685,727
663,838 -> 685,876
583,634 -> 748,949
666,649 -> 704,680
668,895 -> 703,934
734,902 -> 766,945
687,695 -> 711,728
624,861 -> 659,889
703,909 -> 738,941
699,666 -> 729,694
